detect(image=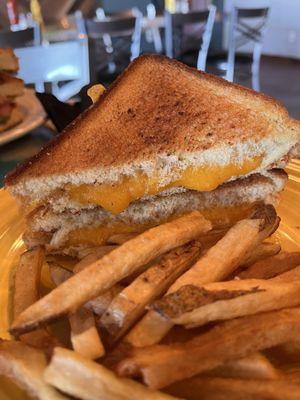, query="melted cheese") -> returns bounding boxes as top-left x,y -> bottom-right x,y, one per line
67,157 -> 262,214
66,203 -> 256,247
